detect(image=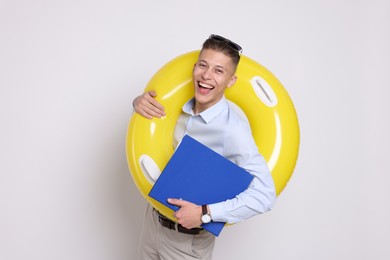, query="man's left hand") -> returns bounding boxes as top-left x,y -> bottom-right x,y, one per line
168,198 -> 202,229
